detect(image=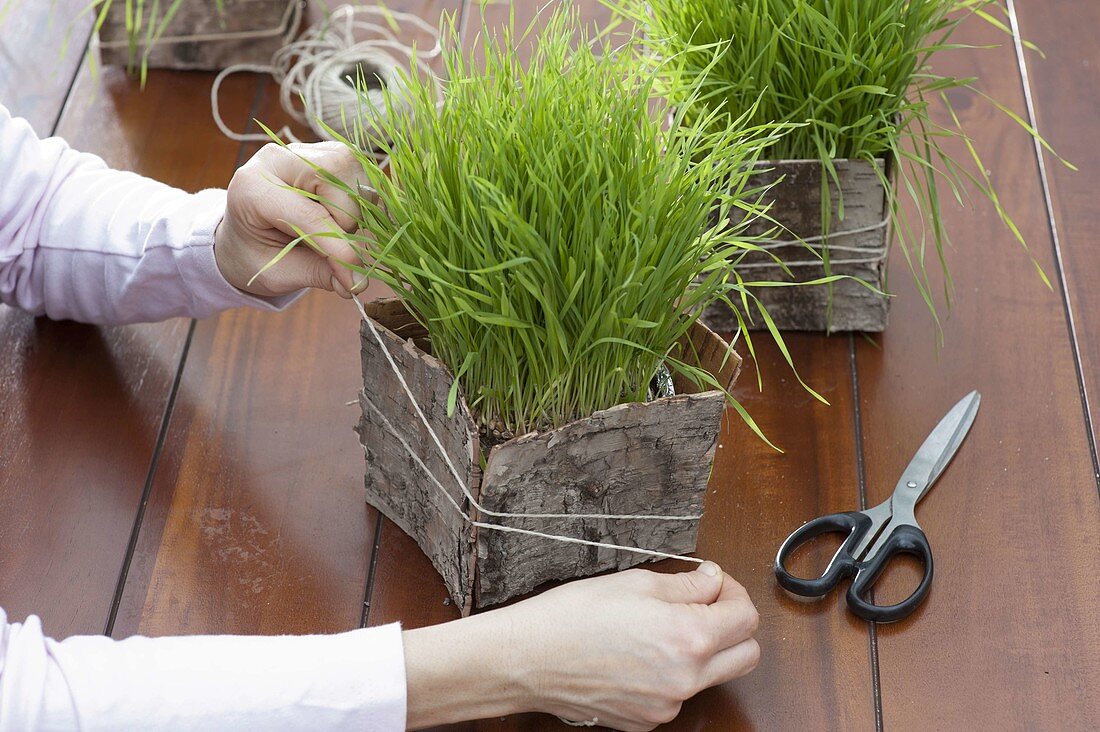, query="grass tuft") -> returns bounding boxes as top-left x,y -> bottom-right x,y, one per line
612,0 -> 1072,334
281,5 -> 822,442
